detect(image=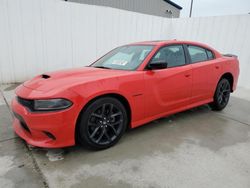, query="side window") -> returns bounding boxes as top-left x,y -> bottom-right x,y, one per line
151,45 -> 186,68
187,45 -> 208,63
206,50 -> 214,60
